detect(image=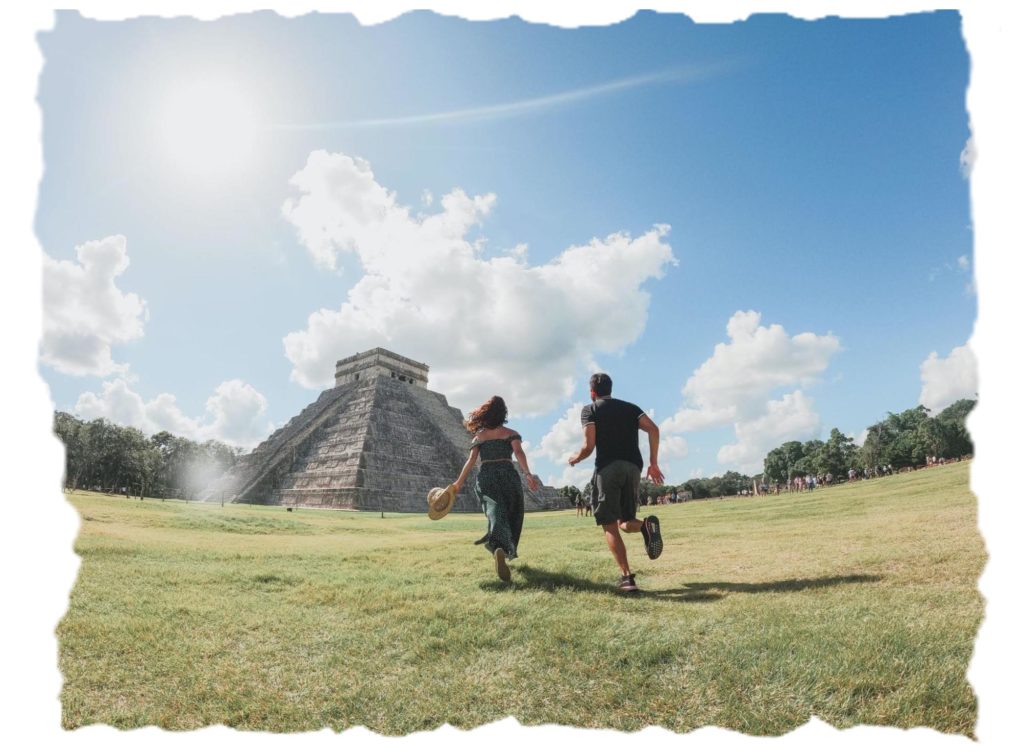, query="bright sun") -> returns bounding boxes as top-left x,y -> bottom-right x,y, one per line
154,75 -> 263,185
